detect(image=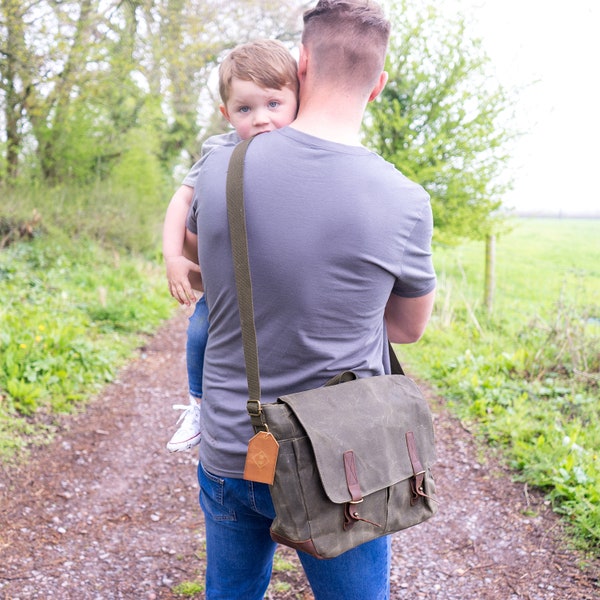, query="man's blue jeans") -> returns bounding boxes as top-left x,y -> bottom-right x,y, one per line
198,462 -> 391,600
